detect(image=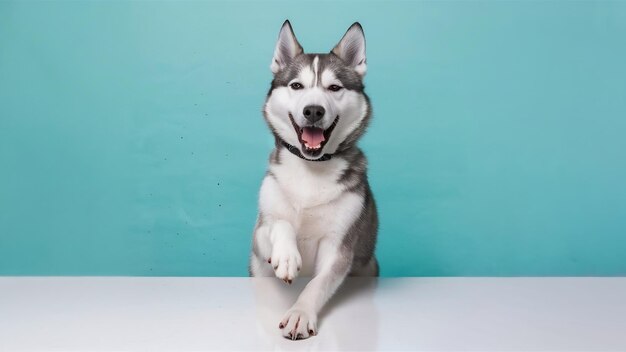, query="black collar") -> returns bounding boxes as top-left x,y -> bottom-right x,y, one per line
280,140 -> 333,162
